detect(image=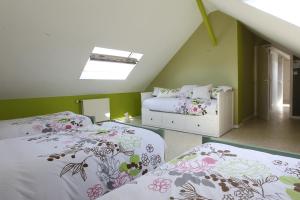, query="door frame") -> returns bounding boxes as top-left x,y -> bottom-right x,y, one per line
290,56 -> 300,119
290,56 -> 295,118
254,46 -> 258,116
255,44 -> 271,120
254,45 -> 293,118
